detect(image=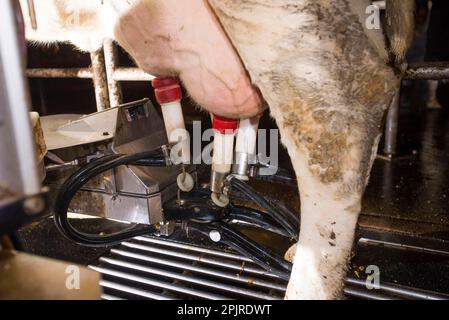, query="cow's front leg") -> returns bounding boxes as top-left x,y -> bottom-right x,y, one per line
209,0 -> 400,299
